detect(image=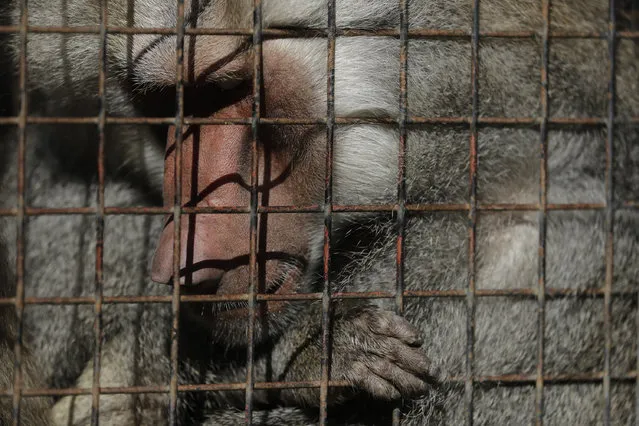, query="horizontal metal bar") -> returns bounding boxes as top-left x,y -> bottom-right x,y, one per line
1,116 -> 638,127
0,287 -> 635,306
1,371 -> 636,398
0,25 -> 637,39
2,202 -> 637,218
0,380 -> 351,398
